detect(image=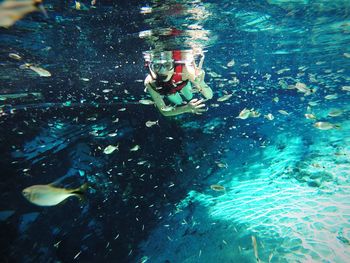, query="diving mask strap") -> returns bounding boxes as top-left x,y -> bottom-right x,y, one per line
149,65 -> 157,80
